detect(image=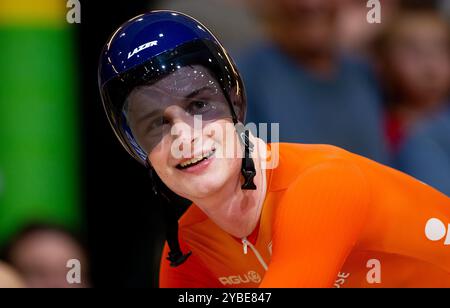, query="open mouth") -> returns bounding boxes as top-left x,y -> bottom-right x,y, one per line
176,149 -> 216,170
